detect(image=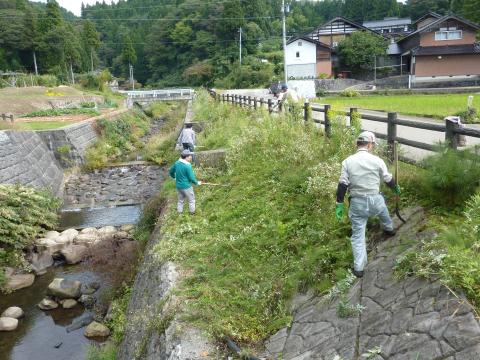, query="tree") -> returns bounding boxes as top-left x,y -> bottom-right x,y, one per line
82,20 -> 100,72
22,7 -> 40,74
121,33 -> 136,78
337,31 -> 388,76
40,0 -> 62,33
